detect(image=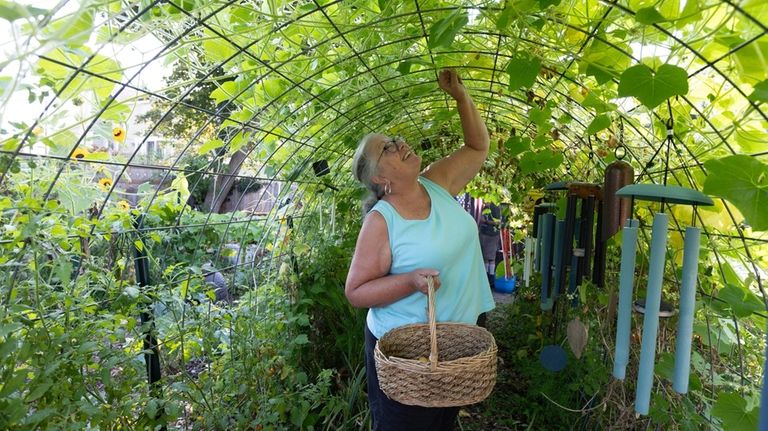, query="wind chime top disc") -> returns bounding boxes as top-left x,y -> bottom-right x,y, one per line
615,184 -> 713,206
